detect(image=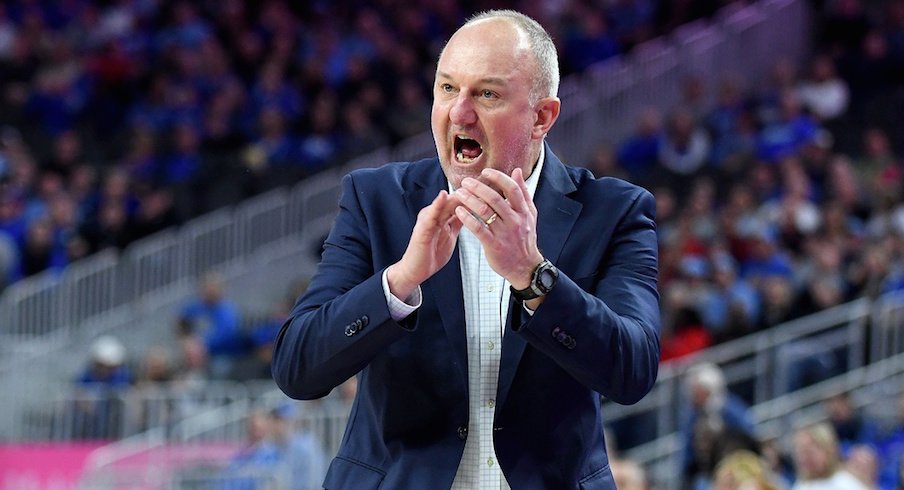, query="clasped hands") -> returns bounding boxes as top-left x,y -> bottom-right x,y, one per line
386,168 -> 544,302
